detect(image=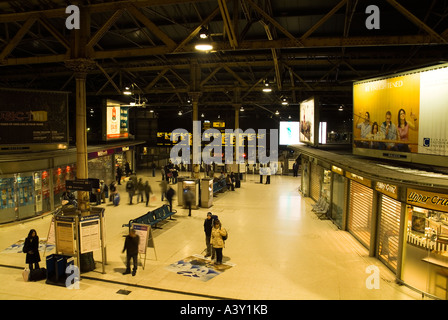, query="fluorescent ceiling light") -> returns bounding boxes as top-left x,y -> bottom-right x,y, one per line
195,43 -> 213,51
